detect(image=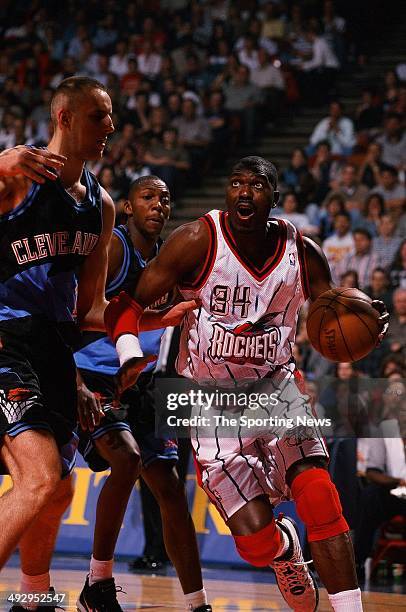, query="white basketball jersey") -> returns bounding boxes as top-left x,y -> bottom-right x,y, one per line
177,210 -> 310,385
